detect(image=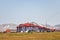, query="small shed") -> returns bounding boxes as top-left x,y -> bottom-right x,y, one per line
5,29 -> 11,33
